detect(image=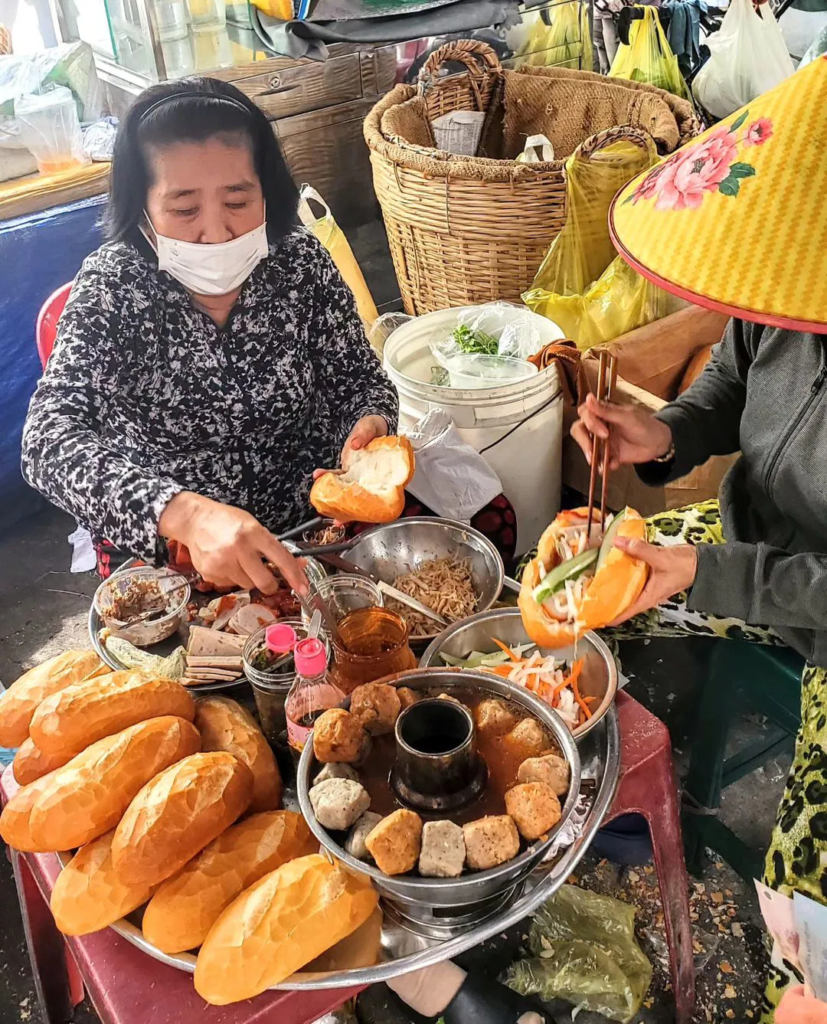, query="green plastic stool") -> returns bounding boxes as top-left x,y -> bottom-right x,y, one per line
682,640 -> 804,882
